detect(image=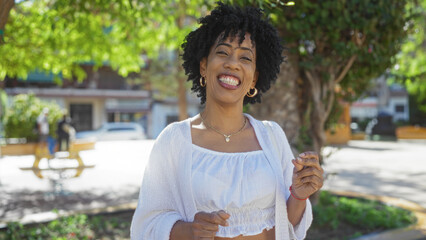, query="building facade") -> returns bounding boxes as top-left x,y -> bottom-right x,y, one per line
3,66 -> 201,139
350,75 -> 409,123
